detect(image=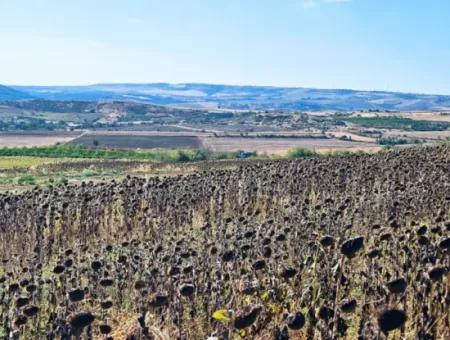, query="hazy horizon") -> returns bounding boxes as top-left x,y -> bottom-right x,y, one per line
2,0 -> 450,94
7,81 -> 450,97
